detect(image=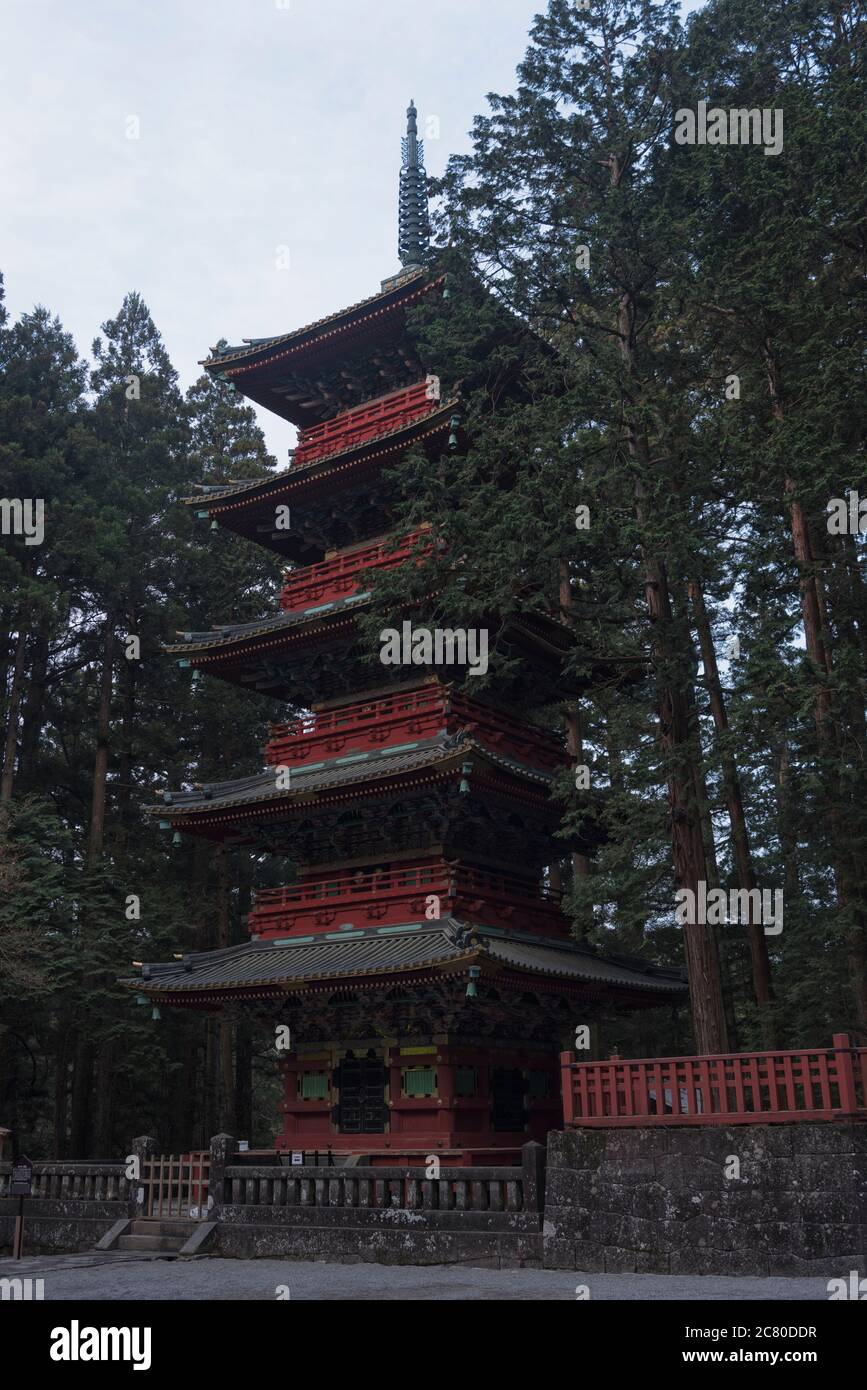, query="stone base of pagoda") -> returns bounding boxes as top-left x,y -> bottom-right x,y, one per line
275,1041 -> 561,1162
